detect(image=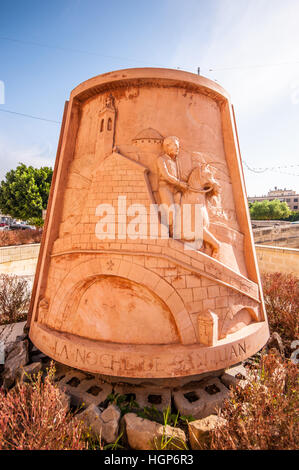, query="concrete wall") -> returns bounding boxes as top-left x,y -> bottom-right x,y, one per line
251,220 -> 290,228
253,223 -> 299,248
0,243 -> 40,278
255,244 -> 299,276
